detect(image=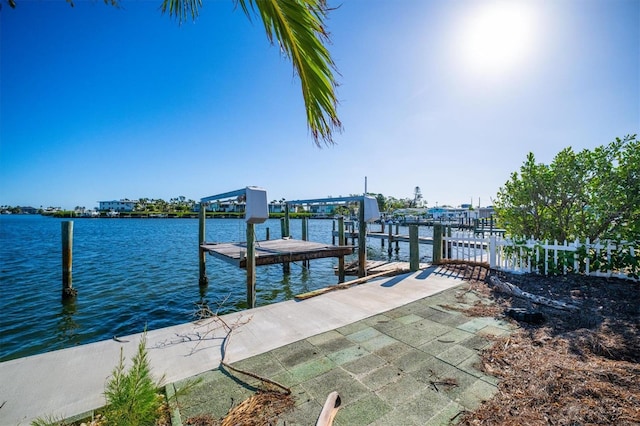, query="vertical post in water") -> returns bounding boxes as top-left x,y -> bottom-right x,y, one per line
246,223 -> 256,308
284,203 -> 290,237
358,199 -> 367,277
62,221 -> 76,300
301,217 -> 309,268
198,203 -> 208,286
395,222 -> 400,252
409,224 -> 419,271
282,206 -> 291,273
266,227 -> 270,241
332,220 -> 336,245
338,216 -> 345,283
387,220 -> 393,256
433,223 -> 443,264
280,217 -> 286,238
302,217 -> 308,241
